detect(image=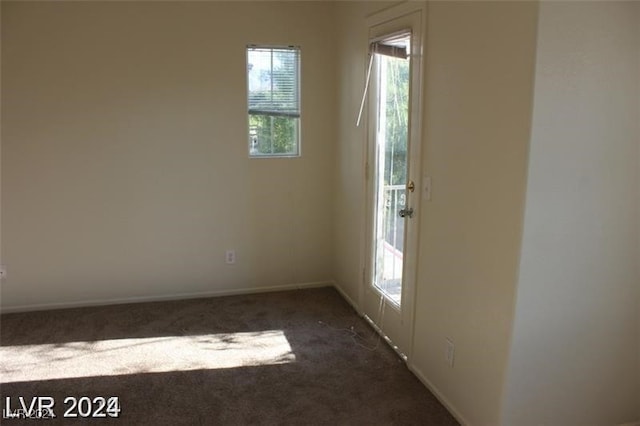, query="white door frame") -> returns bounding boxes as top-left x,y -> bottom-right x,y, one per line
359,2 -> 426,361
